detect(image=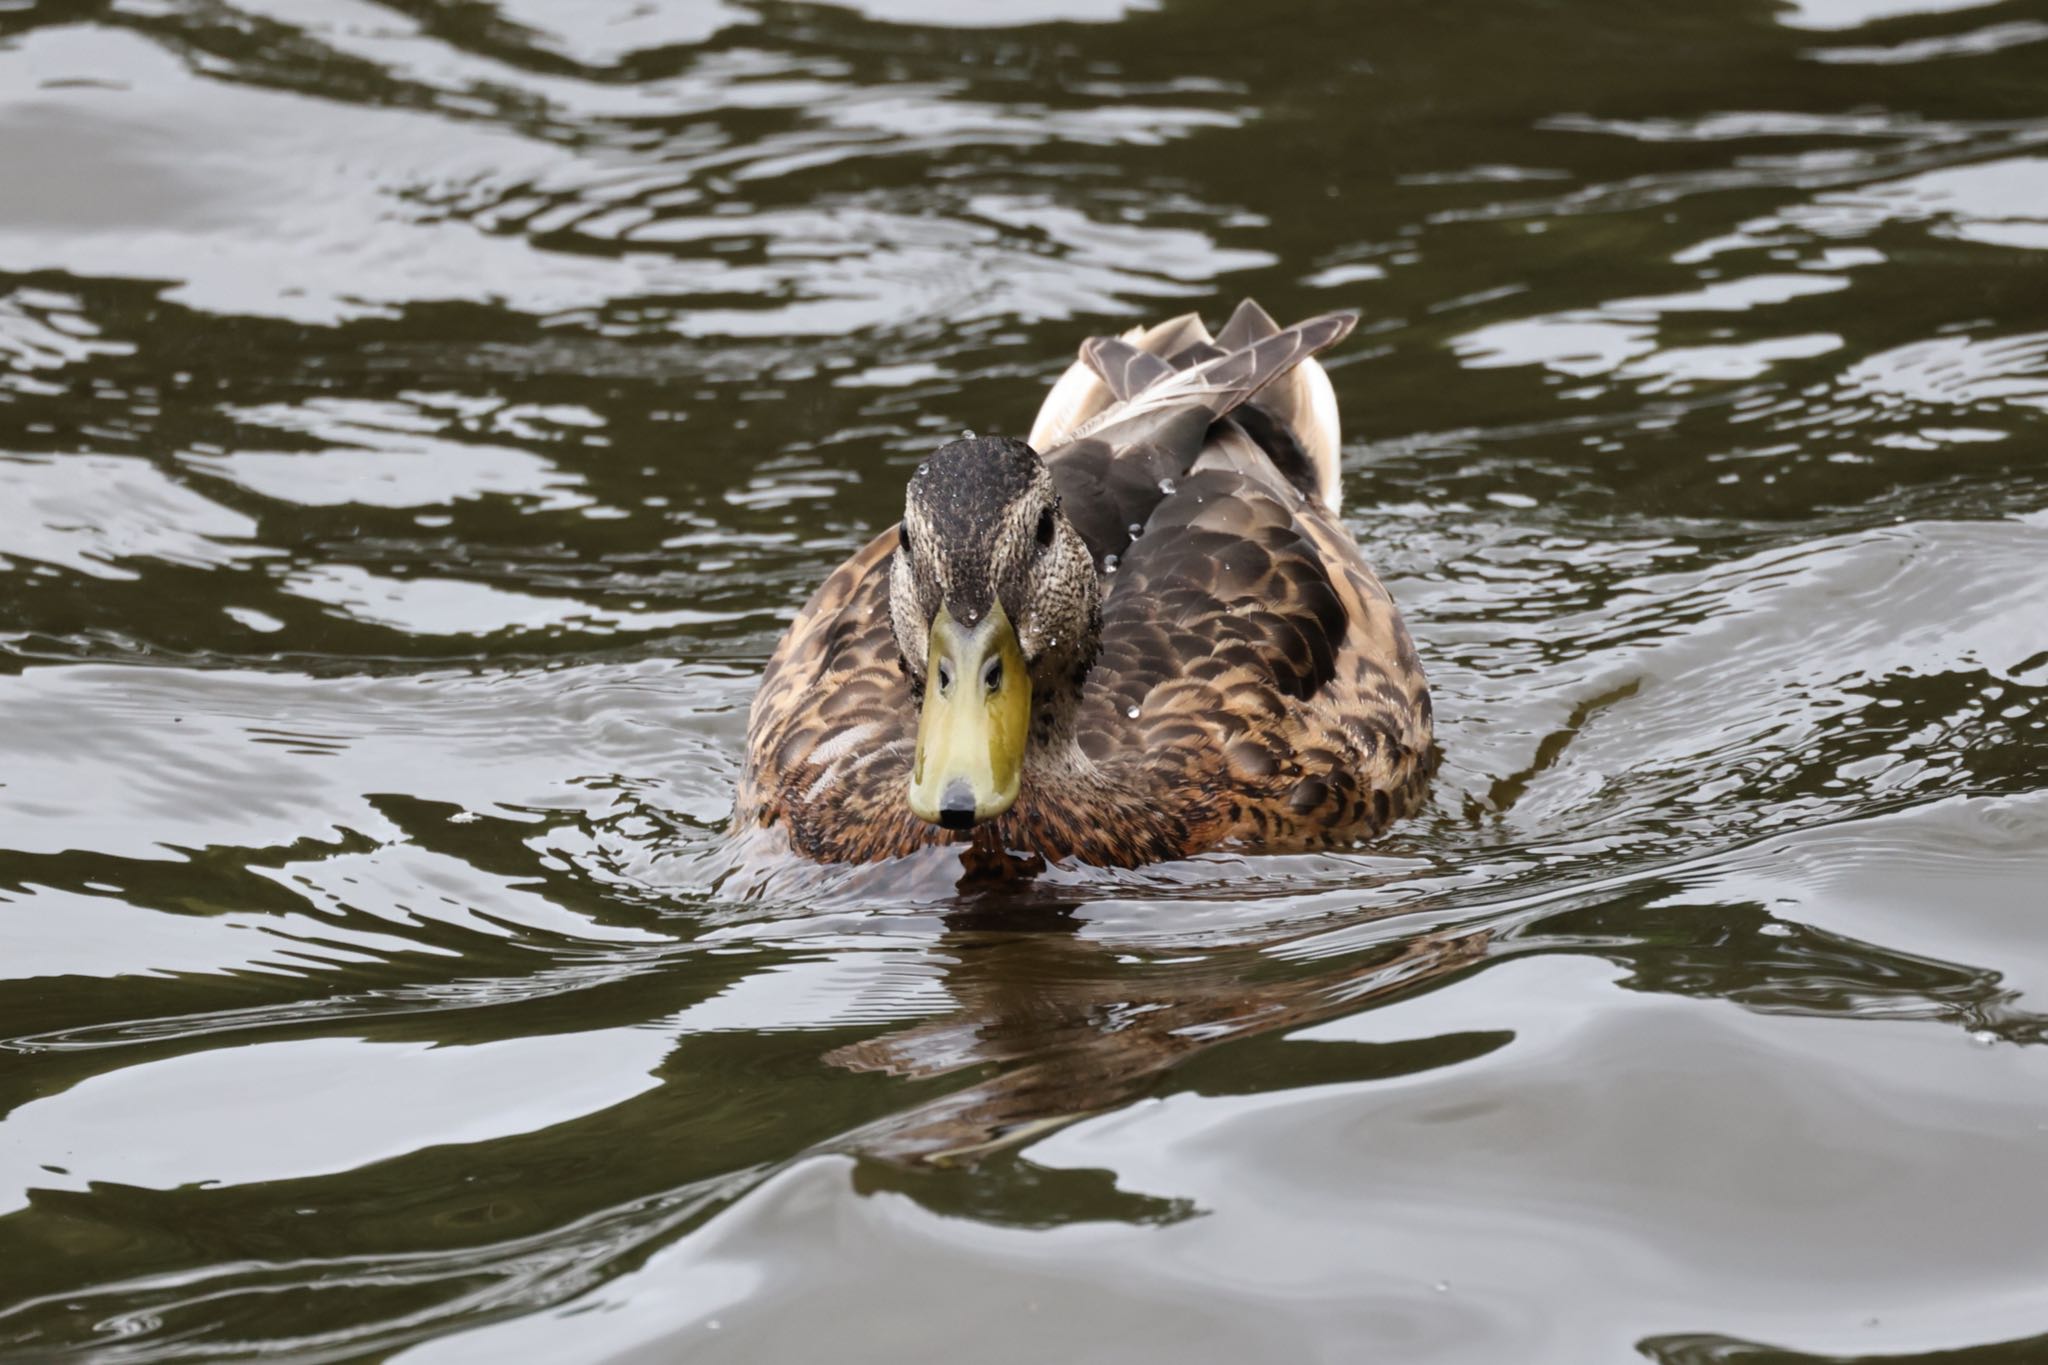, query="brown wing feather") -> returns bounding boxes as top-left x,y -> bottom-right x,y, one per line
735,528 -> 935,863
1082,452 -> 1433,854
